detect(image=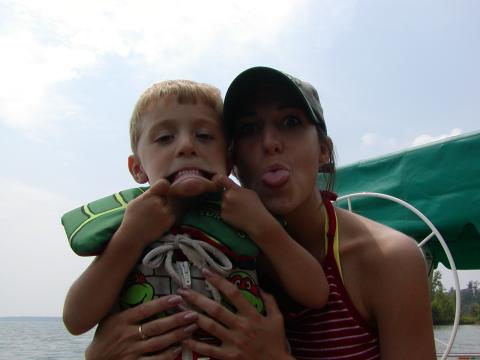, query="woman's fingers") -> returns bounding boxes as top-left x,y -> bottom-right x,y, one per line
134,308 -> 199,354
141,310 -> 198,340
177,288 -> 239,327
117,295 -> 200,356
182,338 -> 228,360
193,312 -> 232,342
138,318 -> 198,355
86,296 -> 199,360
178,280 -> 289,360
261,290 -> 282,320
203,269 -> 260,317
124,295 -> 183,324
138,345 -> 182,360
